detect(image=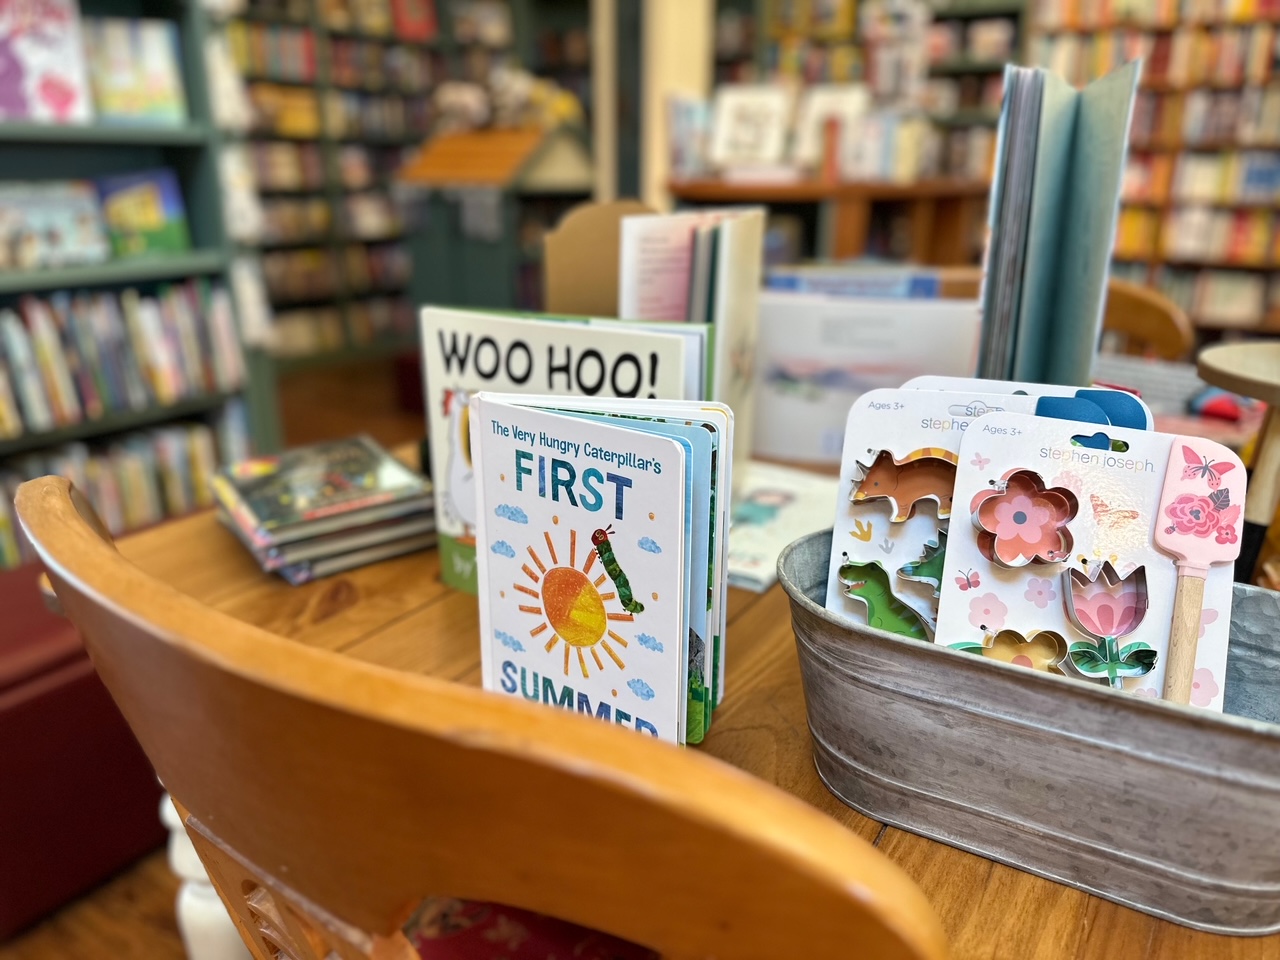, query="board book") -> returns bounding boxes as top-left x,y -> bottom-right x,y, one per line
471,392 -> 733,746
95,168 -> 191,258
420,305 -> 708,594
